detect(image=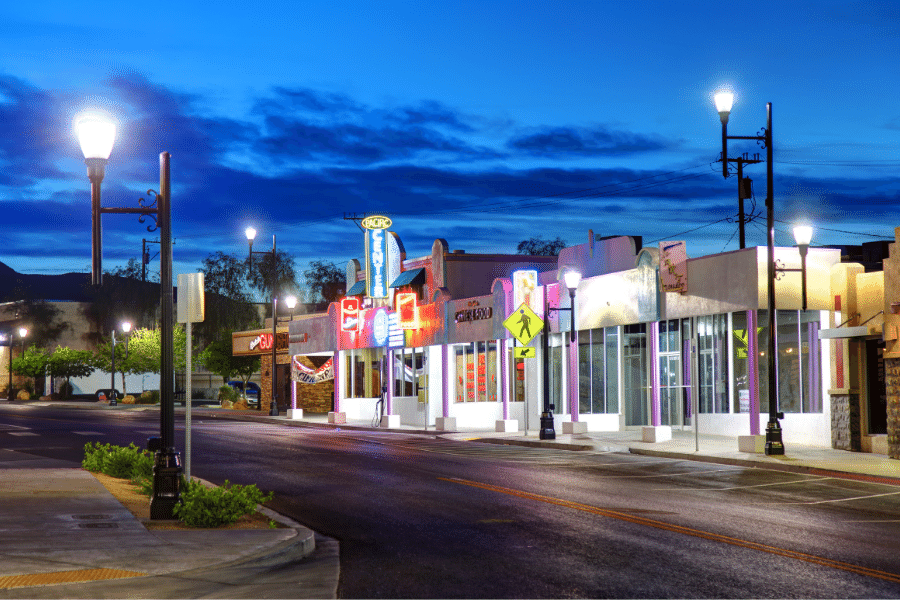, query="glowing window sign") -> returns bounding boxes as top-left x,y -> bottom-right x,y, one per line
395,292 -> 419,329
513,270 -> 538,311
341,297 -> 361,331
366,228 -> 388,298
